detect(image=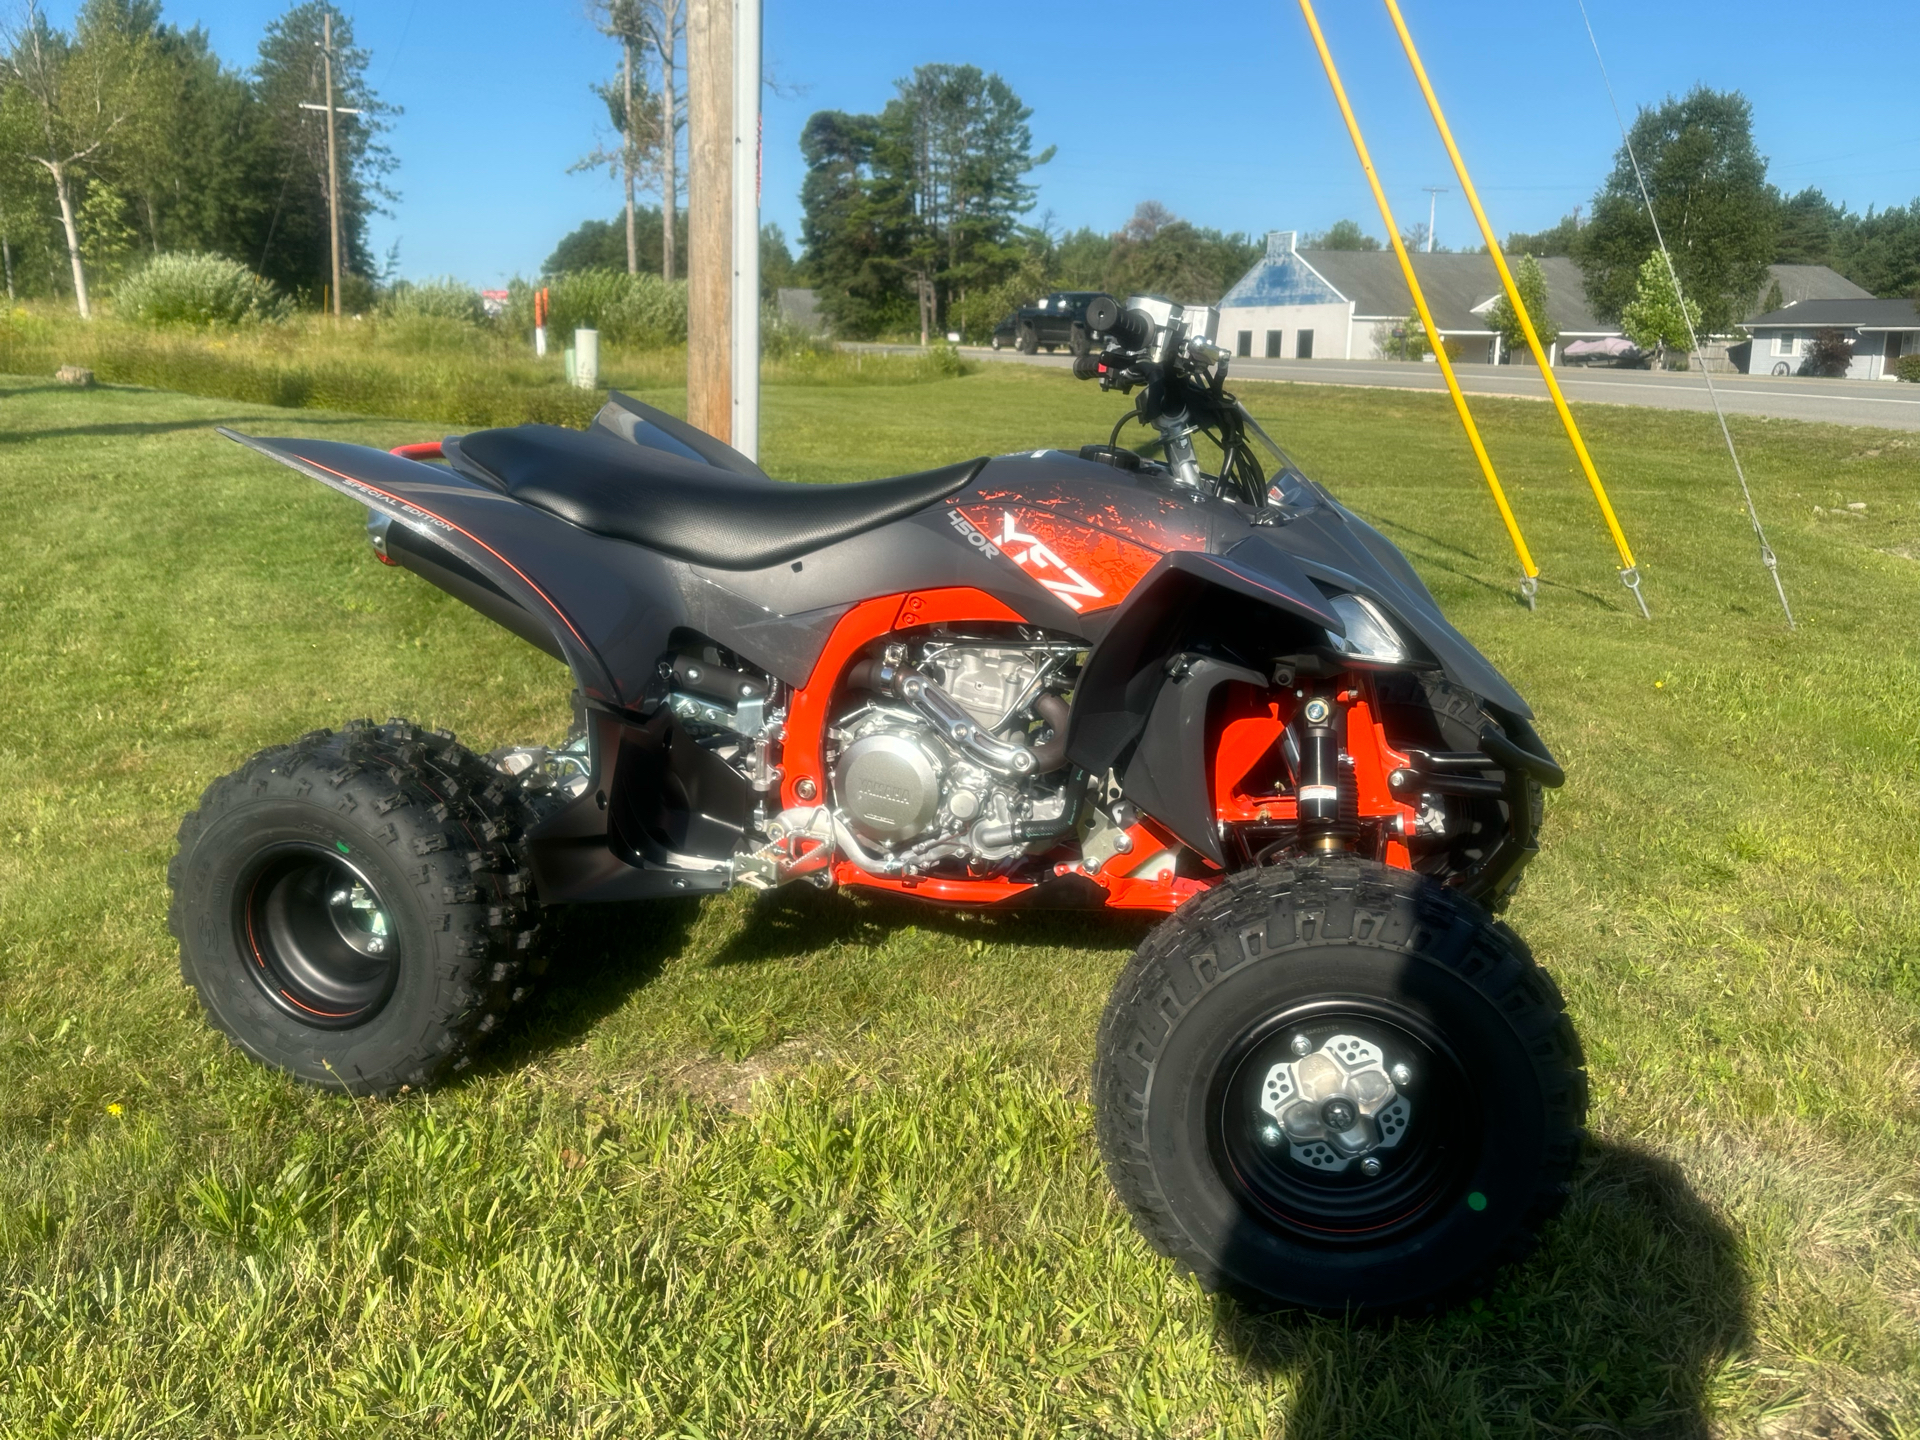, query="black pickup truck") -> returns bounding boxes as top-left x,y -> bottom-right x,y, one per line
991,291 -> 1106,355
